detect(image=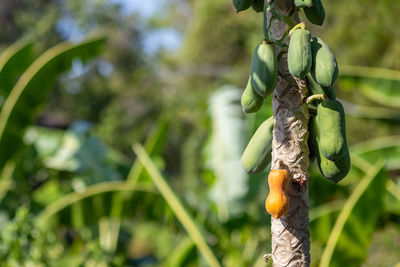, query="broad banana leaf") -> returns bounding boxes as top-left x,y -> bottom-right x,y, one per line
0,34 -> 106,170
0,41 -> 35,102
